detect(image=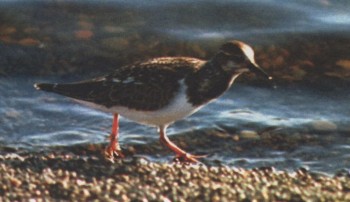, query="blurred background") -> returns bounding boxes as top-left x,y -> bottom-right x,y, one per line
1,0 -> 350,174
